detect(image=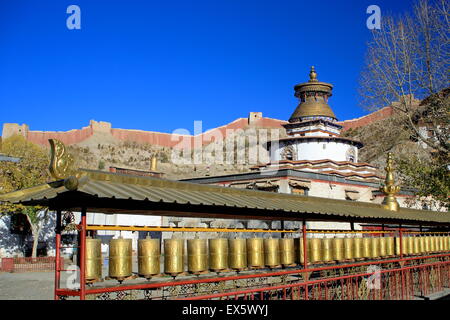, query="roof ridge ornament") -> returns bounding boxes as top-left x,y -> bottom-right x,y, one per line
381,152 -> 400,211
309,66 -> 318,82
48,139 -> 80,190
